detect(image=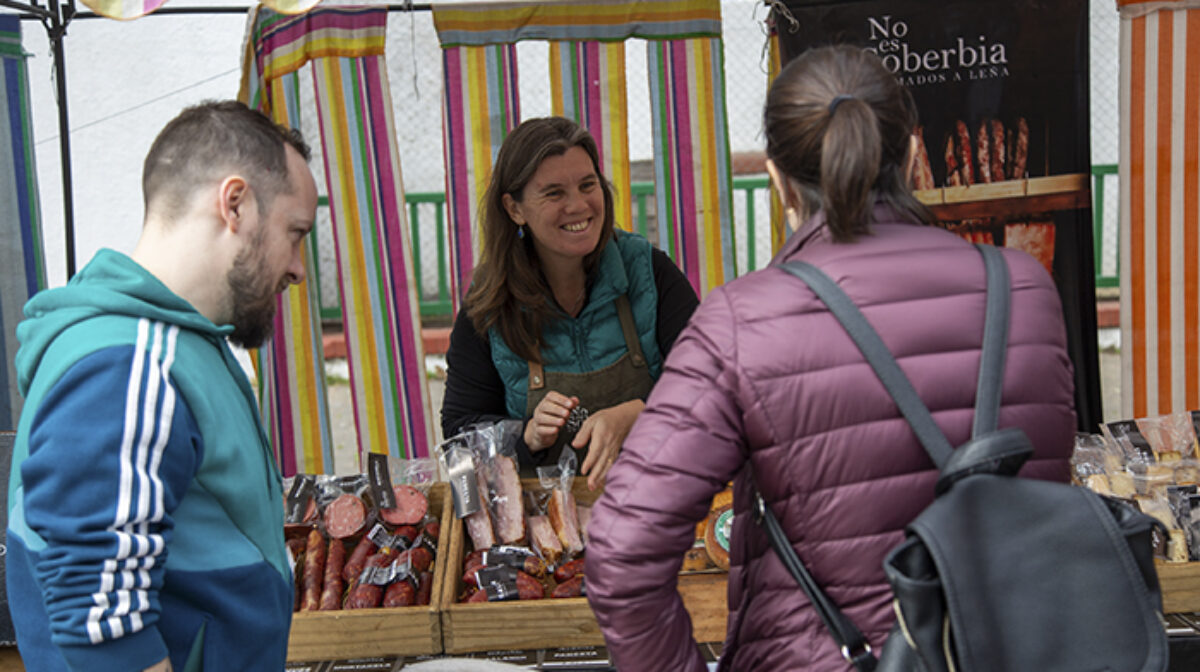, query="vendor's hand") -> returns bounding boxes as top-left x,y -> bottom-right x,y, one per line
143,659 -> 172,672
574,399 -> 645,491
525,391 -> 579,452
